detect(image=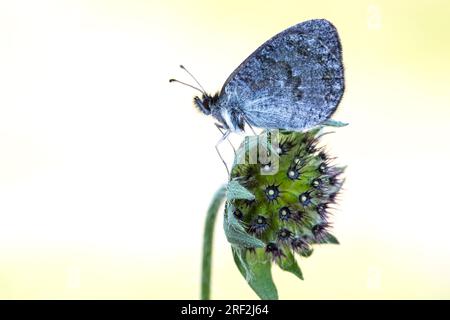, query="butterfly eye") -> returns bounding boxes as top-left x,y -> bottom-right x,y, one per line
193,96 -> 211,115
